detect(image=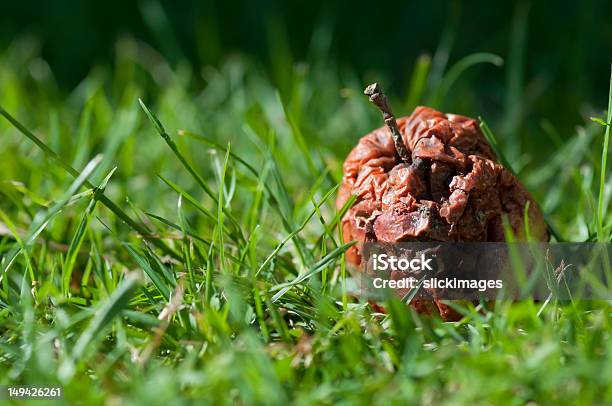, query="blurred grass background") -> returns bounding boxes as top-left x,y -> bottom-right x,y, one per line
1,0 -> 612,404
3,0 -> 612,132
